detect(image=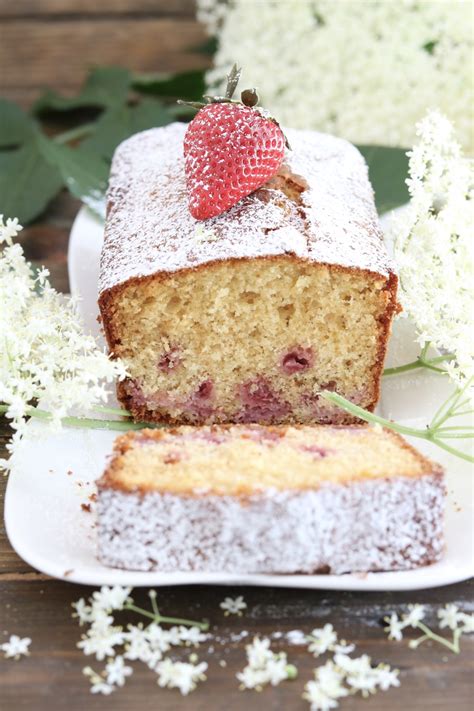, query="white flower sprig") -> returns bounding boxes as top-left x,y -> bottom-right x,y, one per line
303,625 -> 399,710
1,634 -> 31,660
0,216 -> 127,471
237,636 -> 297,690
198,0 -> 473,152
392,110 -> 474,388
220,595 -> 247,616
384,603 -> 474,654
73,586 -> 209,695
322,112 -> 474,463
